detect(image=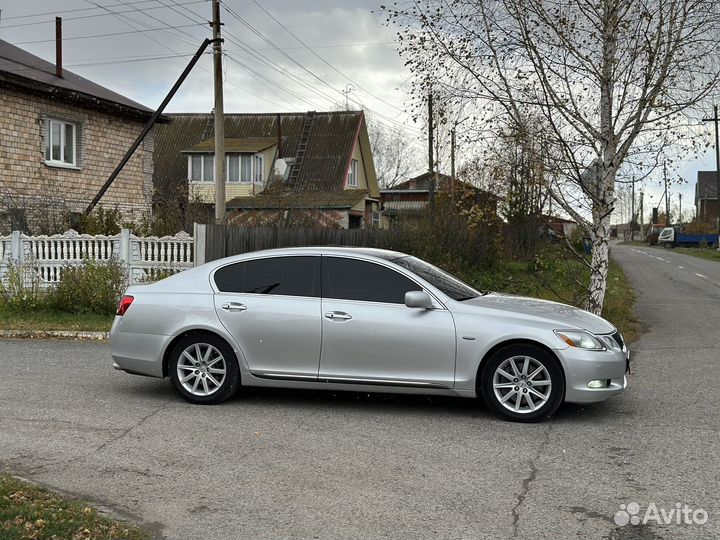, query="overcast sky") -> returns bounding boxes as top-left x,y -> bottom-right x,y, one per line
0,0 -> 715,223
